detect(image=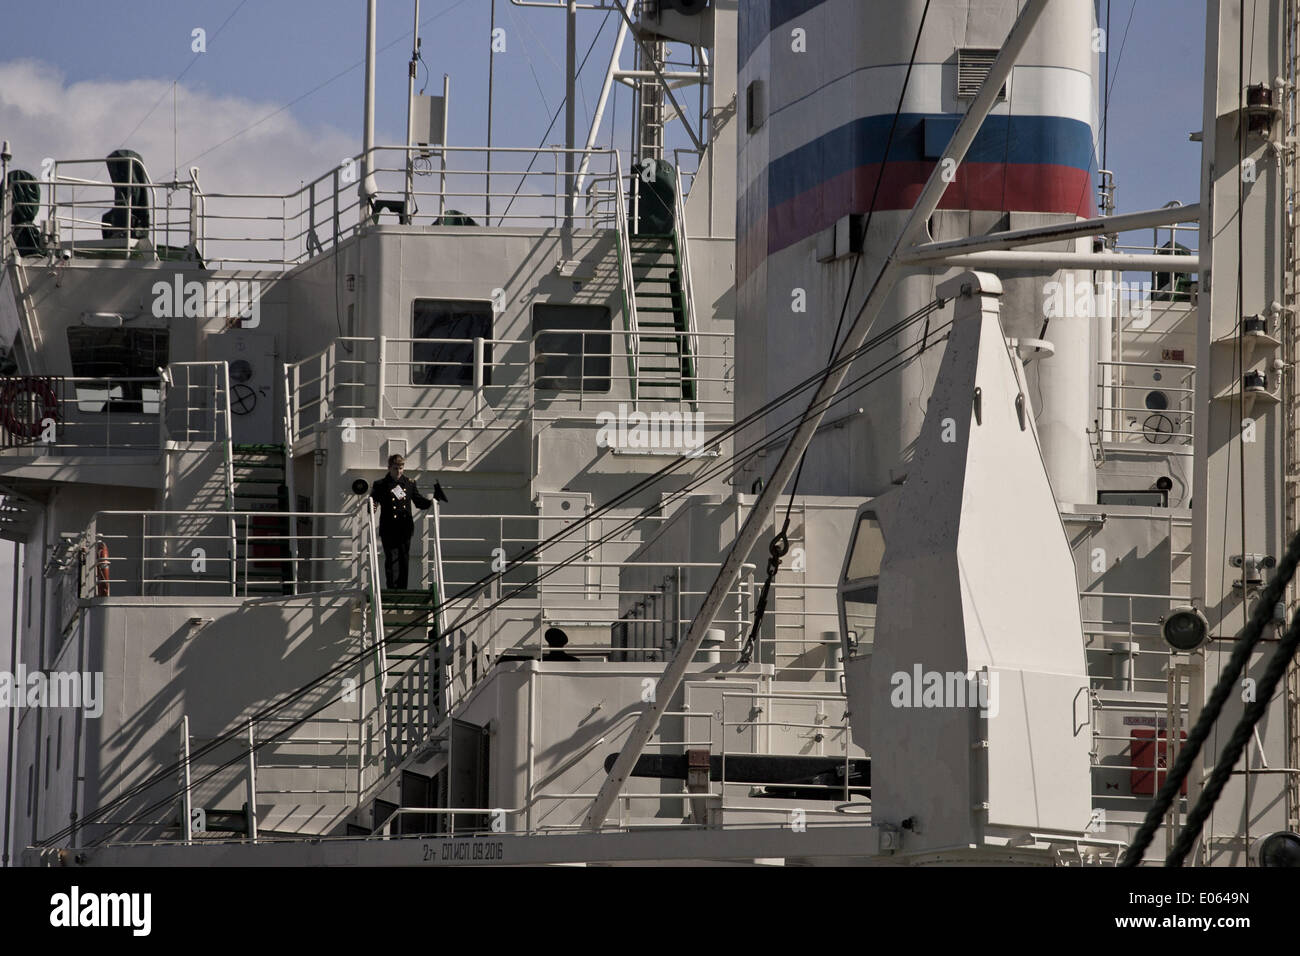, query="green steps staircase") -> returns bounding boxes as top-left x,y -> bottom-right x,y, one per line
230,442 -> 292,594
380,588 -> 441,674
378,586 -> 443,769
626,234 -> 696,403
